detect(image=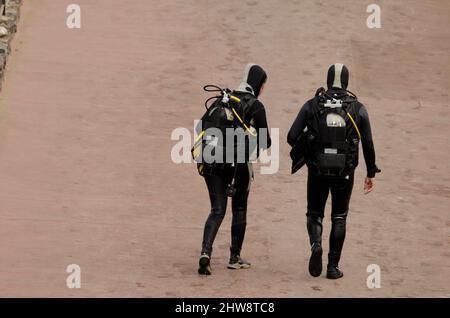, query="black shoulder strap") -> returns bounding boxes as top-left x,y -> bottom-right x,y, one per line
341,96 -> 362,139
342,95 -> 360,119
242,94 -> 257,108
239,95 -> 258,121
315,87 -> 326,97
308,95 -> 326,122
